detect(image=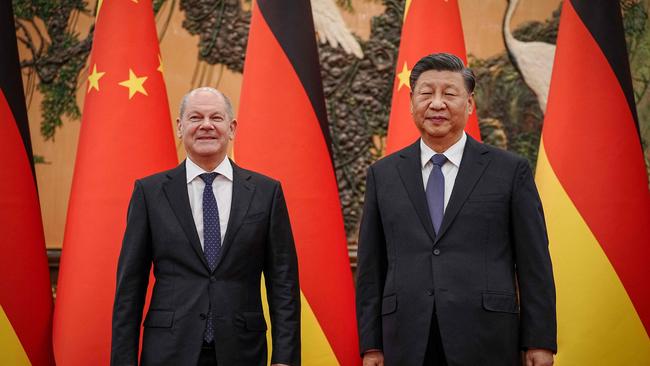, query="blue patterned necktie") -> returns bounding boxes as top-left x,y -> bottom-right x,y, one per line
200,172 -> 221,343
426,154 -> 447,234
